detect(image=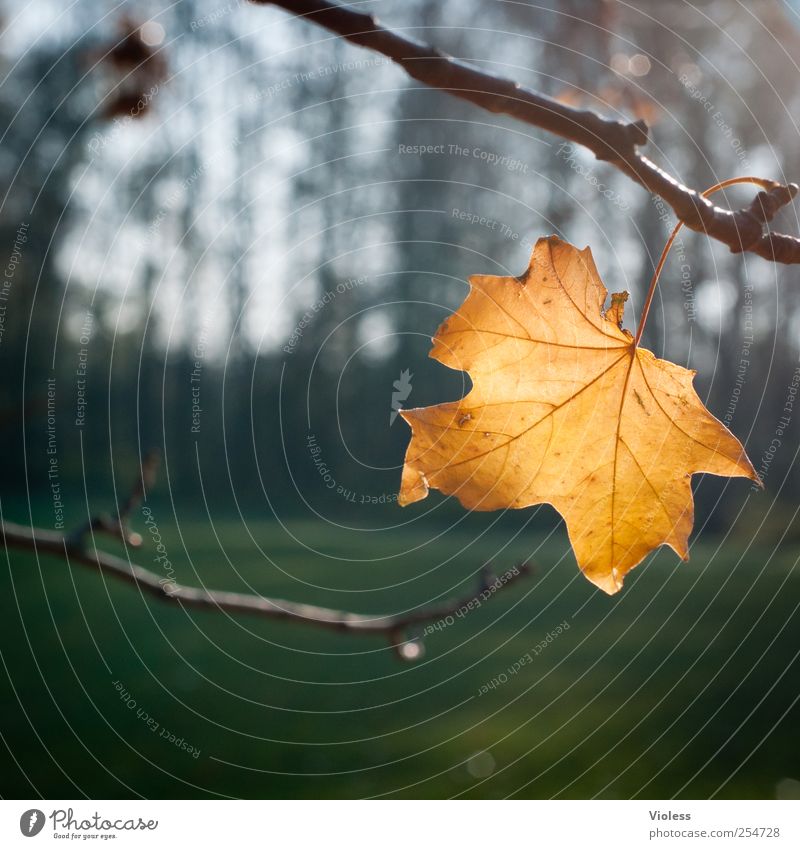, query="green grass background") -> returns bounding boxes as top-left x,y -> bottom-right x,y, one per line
2,506 -> 799,799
